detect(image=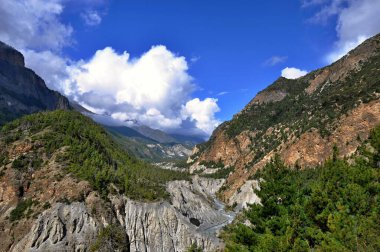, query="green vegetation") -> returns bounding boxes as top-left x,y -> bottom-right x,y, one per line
1,110 -> 189,201
10,199 -> 38,222
173,159 -> 191,169
186,243 -> 203,252
42,202 -> 51,210
90,224 -> 128,252
199,159 -> 225,168
222,126 -> 380,251
12,153 -> 43,171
